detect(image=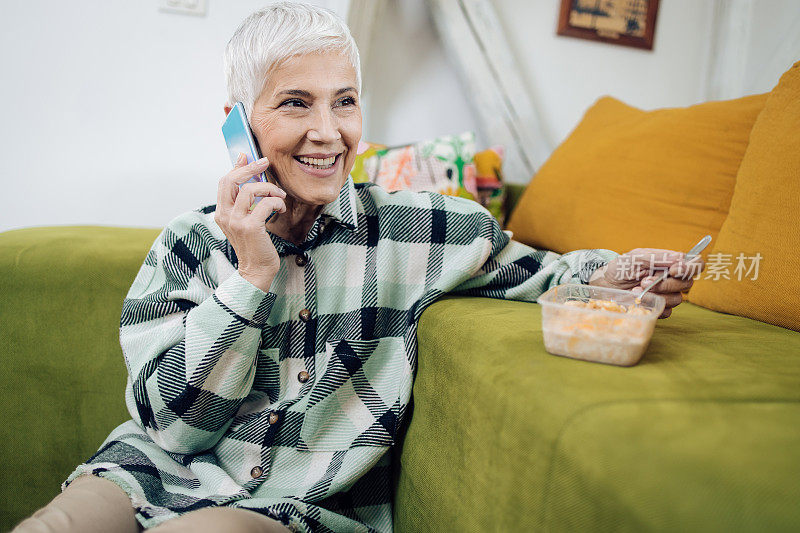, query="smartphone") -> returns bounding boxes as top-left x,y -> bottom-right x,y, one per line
221,102 -> 276,215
